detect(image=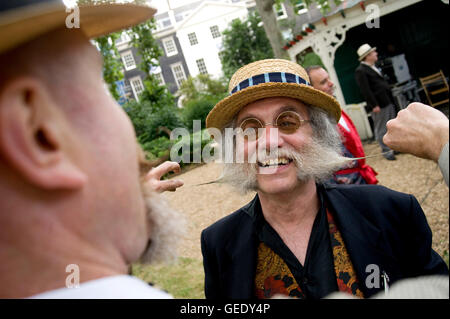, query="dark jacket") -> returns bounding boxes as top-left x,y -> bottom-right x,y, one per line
201,184 -> 448,299
355,63 -> 395,112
